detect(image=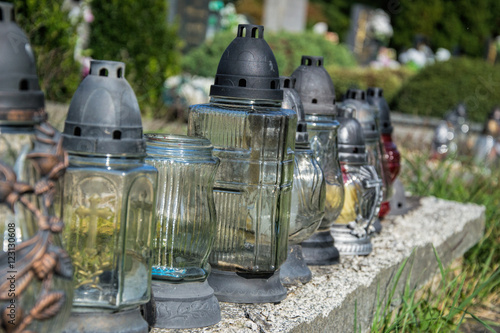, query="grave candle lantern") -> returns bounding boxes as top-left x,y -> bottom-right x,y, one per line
0,4 -> 73,331
145,134 -> 221,329
0,1 -> 47,239
366,87 -> 400,217
342,89 -> 386,233
60,60 -> 158,333
332,107 -> 382,255
188,24 -> 296,303
291,56 -> 344,265
278,76 -> 326,286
